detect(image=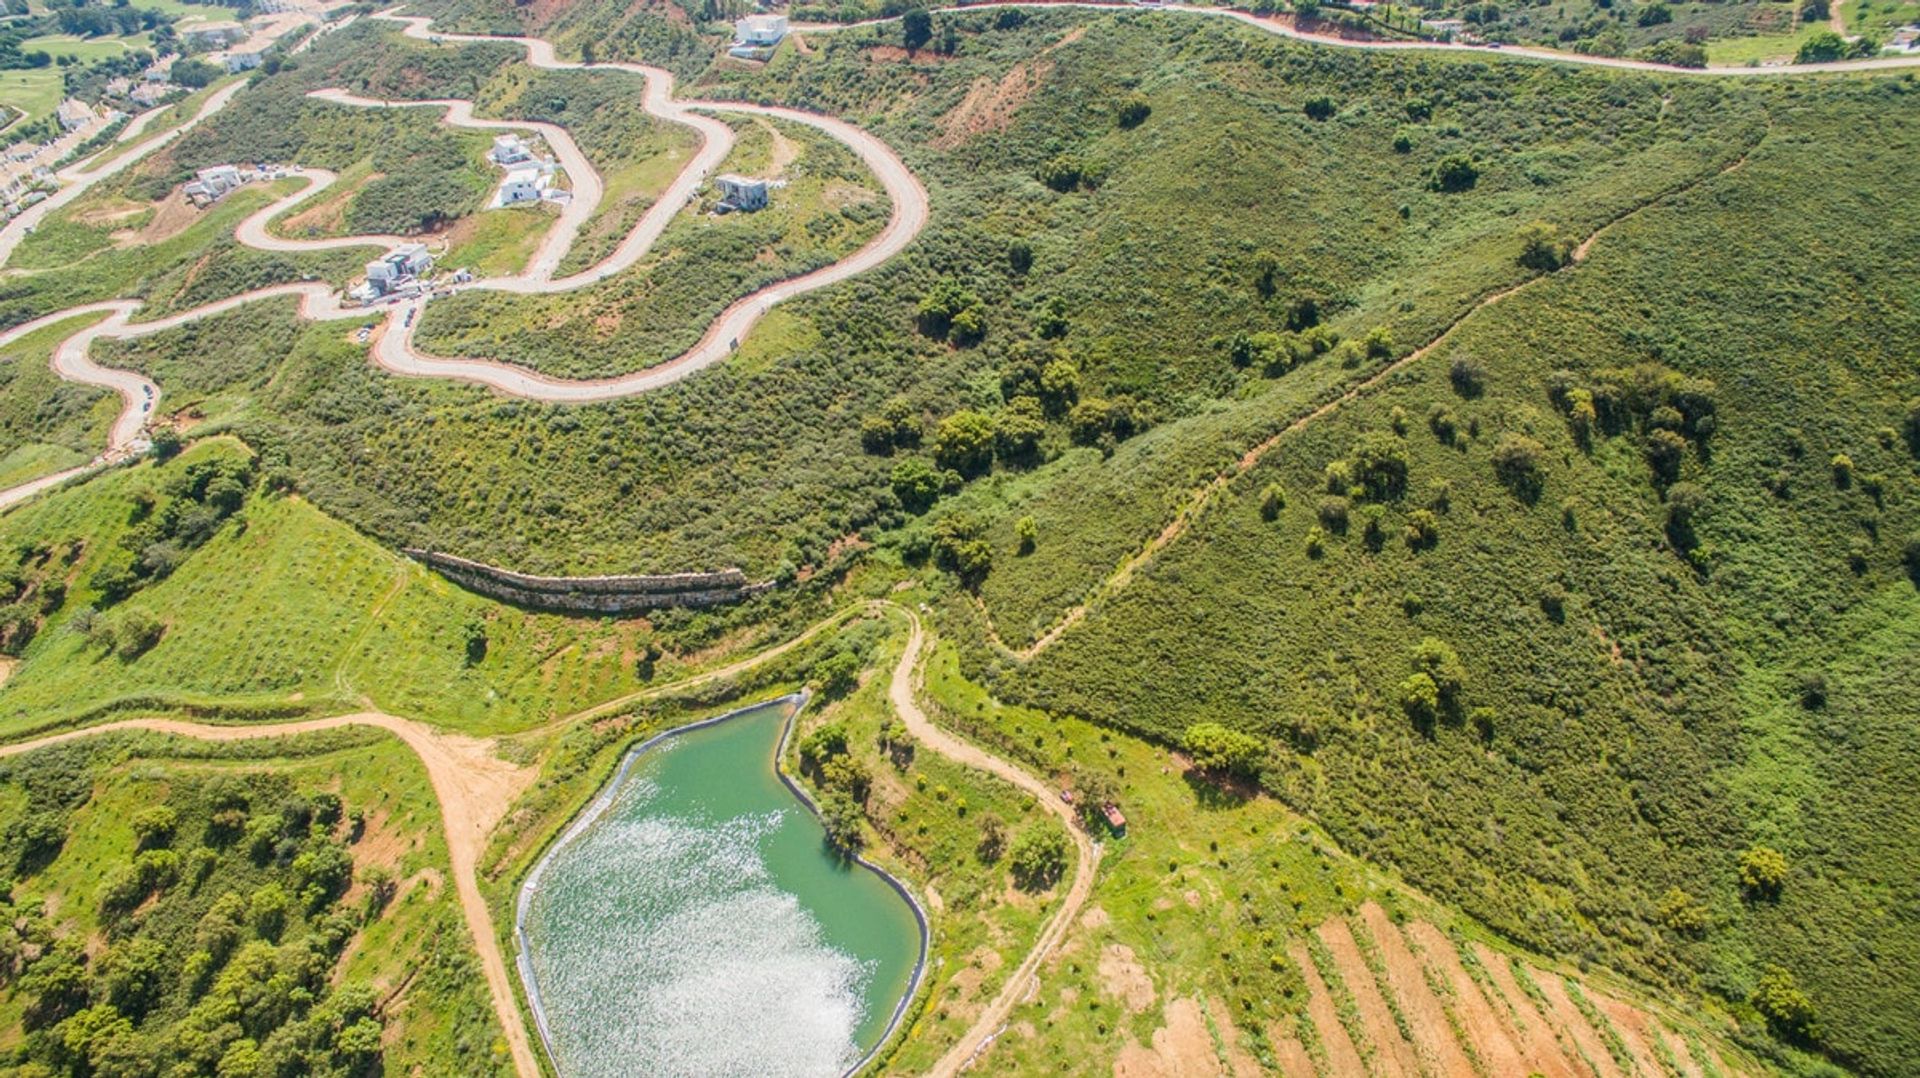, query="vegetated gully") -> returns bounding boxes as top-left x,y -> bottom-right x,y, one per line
0,604 -> 1096,1078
